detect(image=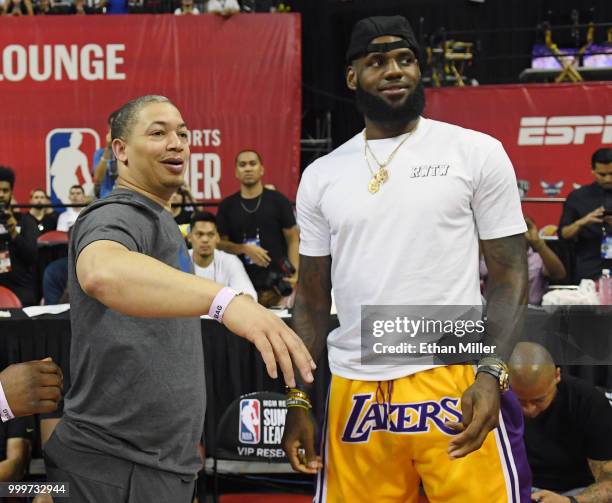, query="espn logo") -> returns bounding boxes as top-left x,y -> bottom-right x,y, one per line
518,115 -> 612,146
